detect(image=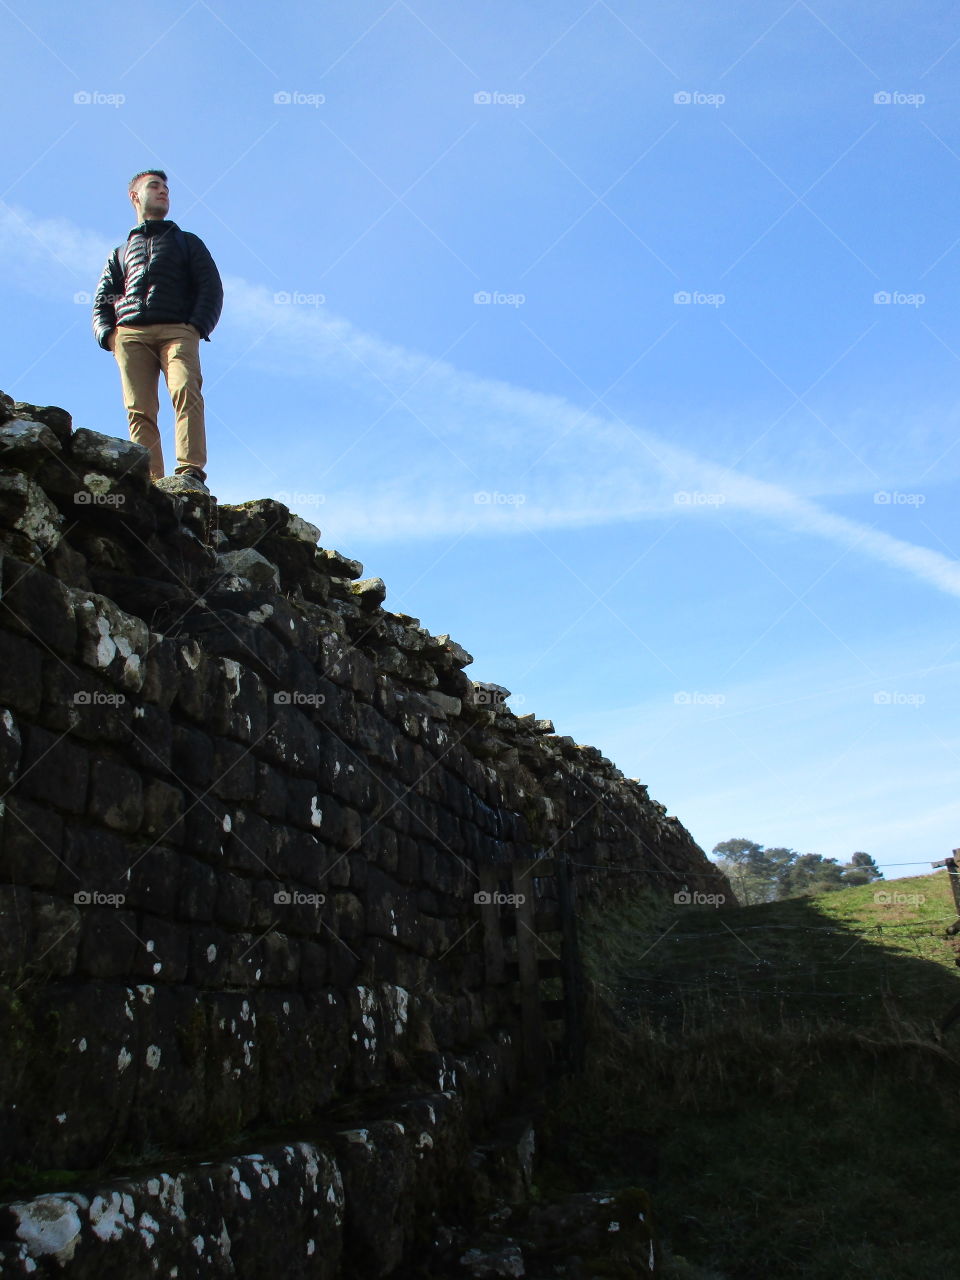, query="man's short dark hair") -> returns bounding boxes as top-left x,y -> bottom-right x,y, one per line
128,169 -> 167,194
